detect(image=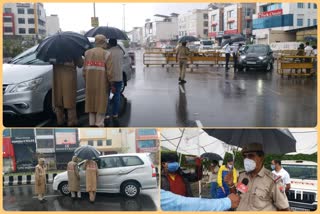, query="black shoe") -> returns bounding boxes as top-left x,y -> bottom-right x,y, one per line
90,201 -> 95,204
178,77 -> 181,81
181,80 -> 186,83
